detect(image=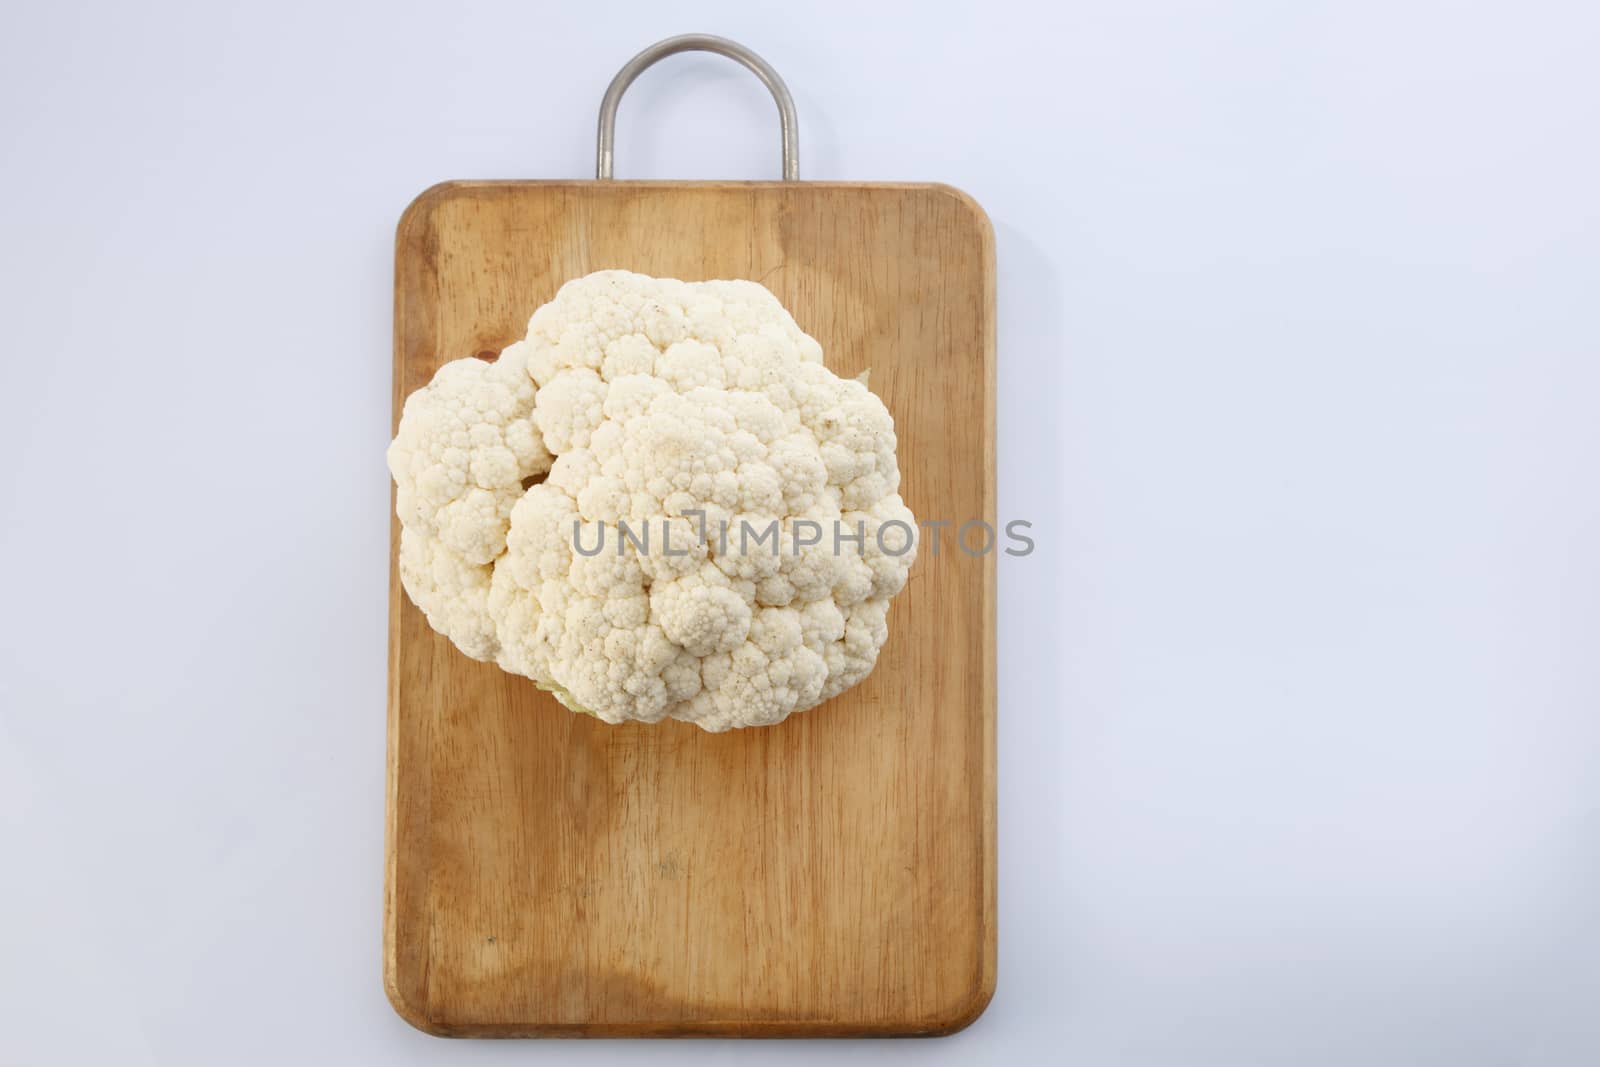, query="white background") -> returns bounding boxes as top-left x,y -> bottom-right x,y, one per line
3,0 -> 1598,1064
